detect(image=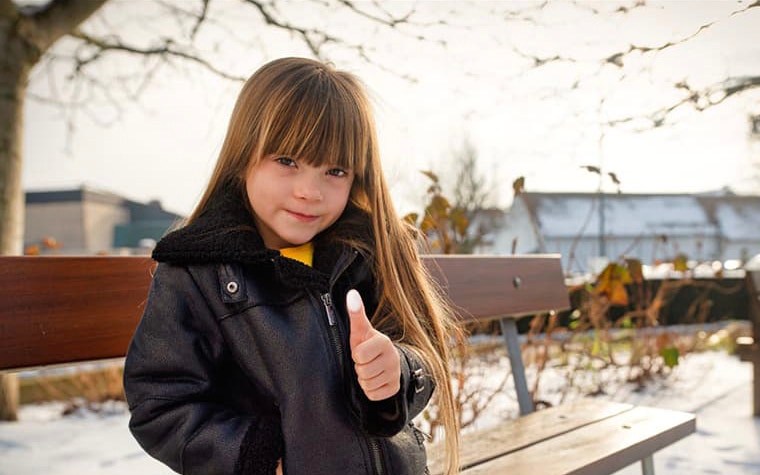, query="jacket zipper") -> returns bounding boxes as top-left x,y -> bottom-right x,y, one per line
321,293 -> 345,375
320,251 -> 385,475
321,292 -> 338,326
368,438 -> 386,475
